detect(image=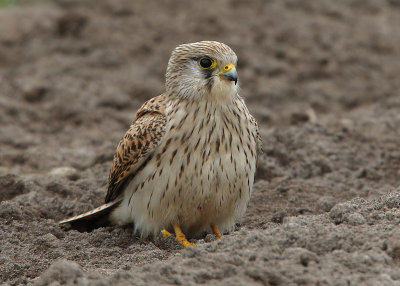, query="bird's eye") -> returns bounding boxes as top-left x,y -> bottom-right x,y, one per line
198,57 -> 215,69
